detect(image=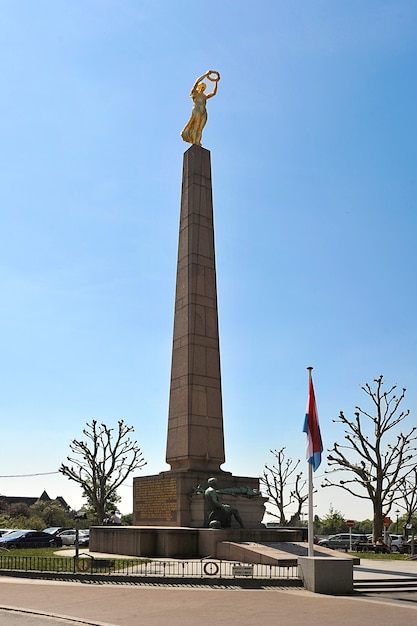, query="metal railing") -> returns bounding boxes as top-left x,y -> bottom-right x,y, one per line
0,555 -> 75,573
0,555 -> 299,581
114,559 -> 298,579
